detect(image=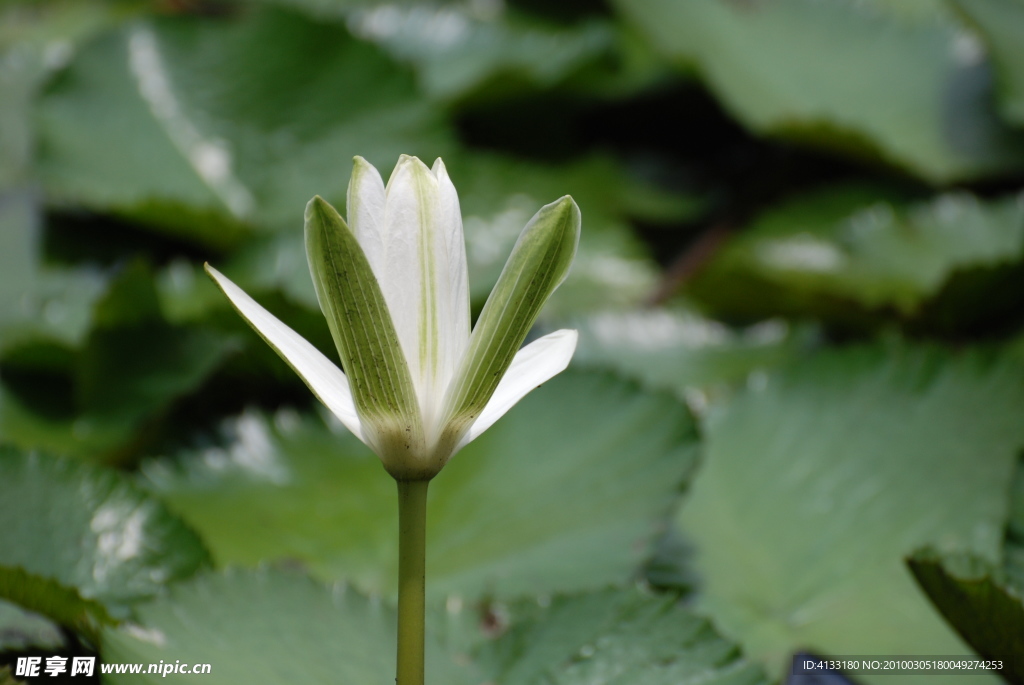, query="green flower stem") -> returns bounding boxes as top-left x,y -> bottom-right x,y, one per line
396,479 -> 429,685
